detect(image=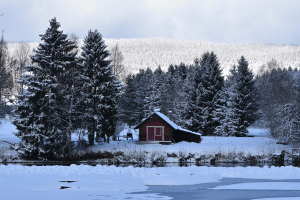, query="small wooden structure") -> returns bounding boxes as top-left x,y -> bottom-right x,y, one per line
292,149 -> 300,163
272,150 -> 285,164
134,111 -> 201,143
126,128 -> 133,140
